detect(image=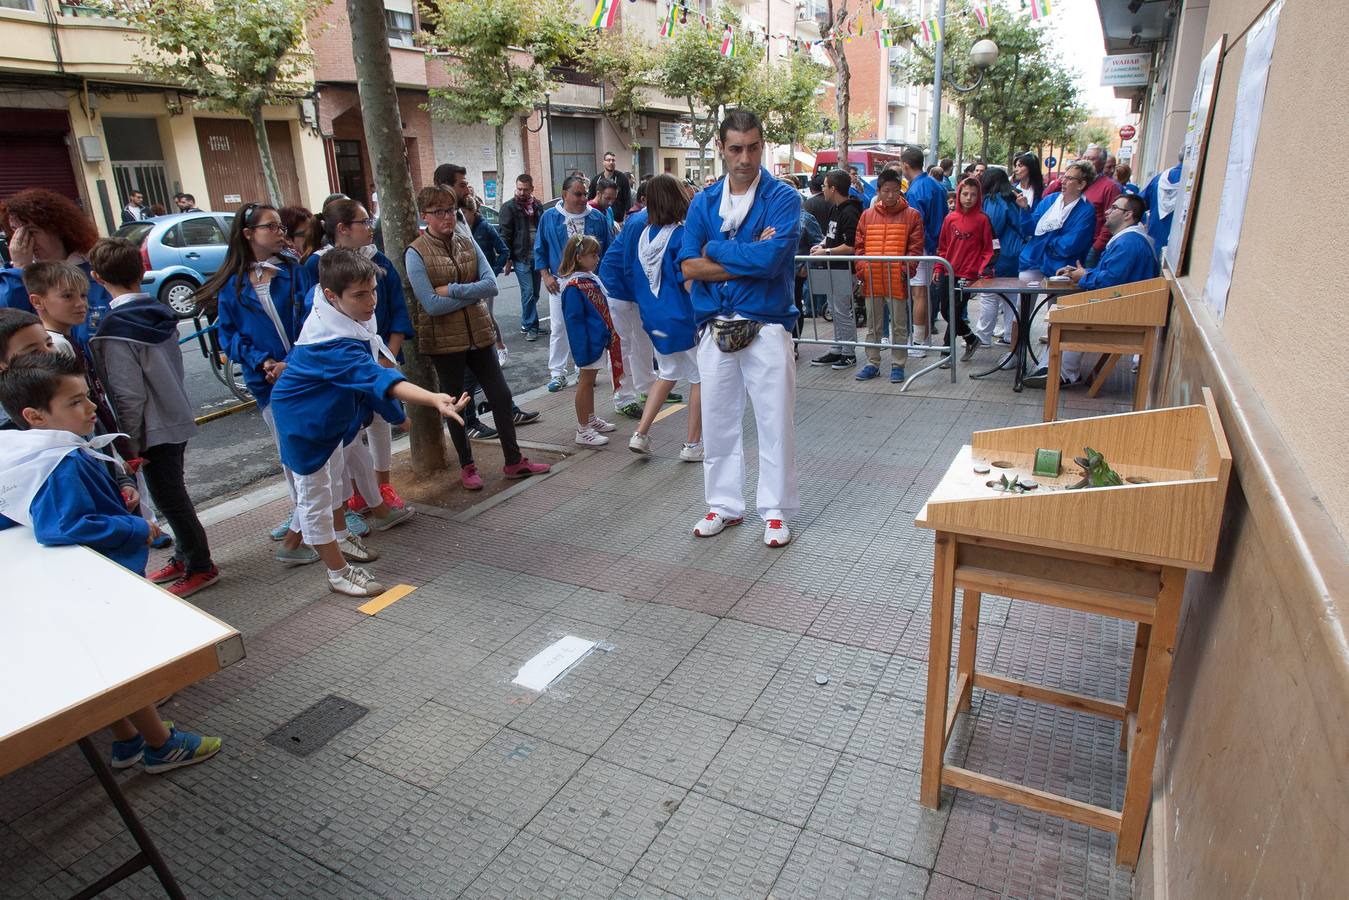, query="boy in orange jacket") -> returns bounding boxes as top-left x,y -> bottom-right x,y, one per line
854,169 -> 925,384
